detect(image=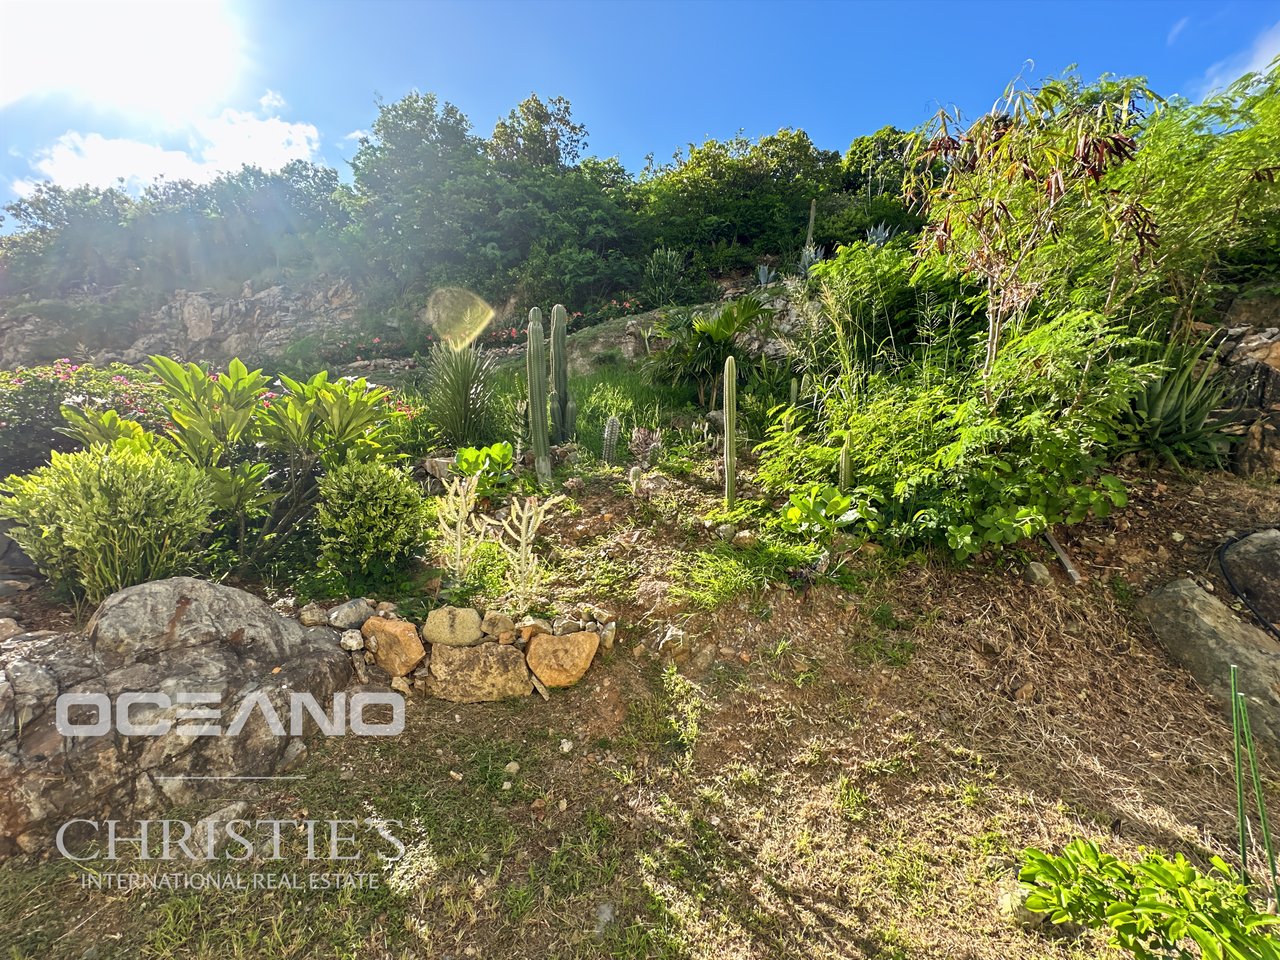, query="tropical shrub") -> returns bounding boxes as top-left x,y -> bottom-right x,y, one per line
421,344 -> 498,447
761,311 -> 1140,558
453,442 -> 515,499
644,295 -> 776,406
0,441 -> 212,602
0,360 -> 166,476
317,457 -> 427,584
1019,840 -> 1280,960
